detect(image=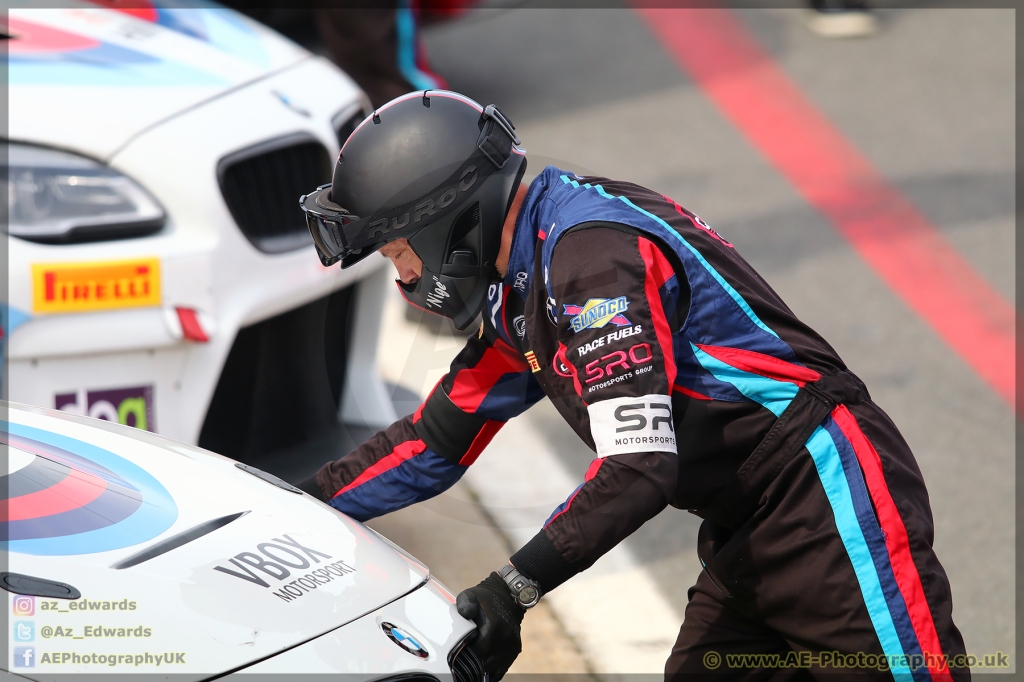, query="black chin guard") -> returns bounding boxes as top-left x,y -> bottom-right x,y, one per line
396,267 -> 490,331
